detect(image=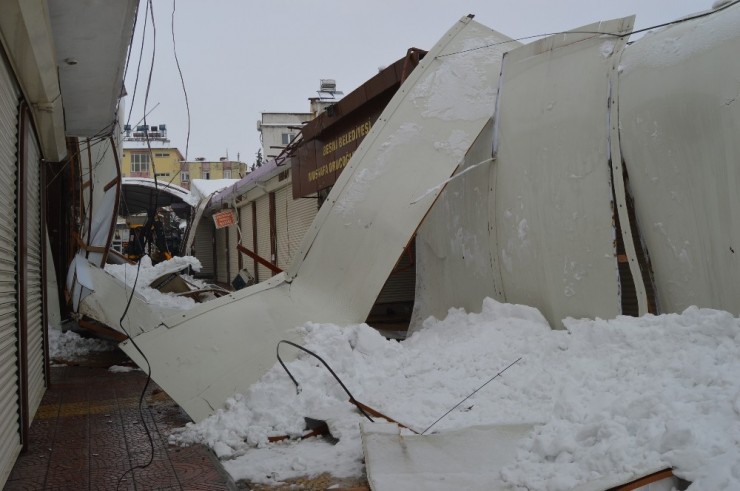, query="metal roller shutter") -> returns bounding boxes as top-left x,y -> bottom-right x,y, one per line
375,243 -> 416,304
193,219 -> 214,278
239,204 -> 255,280
255,195 -> 271,282
215,225 -> 228,284
228,214 -> 239,284
0,55 -> 21,487
275,187 -> 319,270
285,193 -> 318,267
274,186 -> 290,269
23,122 -> 45,418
